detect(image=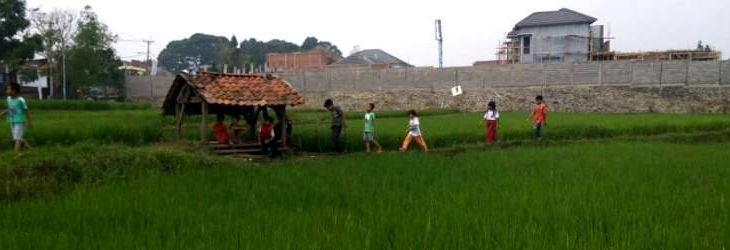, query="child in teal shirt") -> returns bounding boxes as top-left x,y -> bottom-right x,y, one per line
363,103 -> 383,153
1,83 -> 32,151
